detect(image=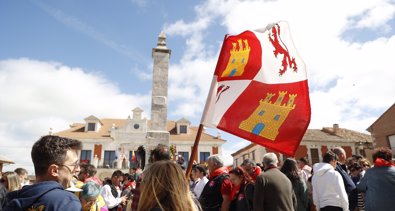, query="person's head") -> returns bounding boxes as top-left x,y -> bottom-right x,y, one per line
372,147 -> 393,162
297,157 -> 309,169
352,154 -> 363,161
1,171 -> 21,191
80,181 -> 101,211
332,147 -> 346,163
280,158 -> 300,183
229,166 -> 252,187
348,162 -> 362,177
323,151 -> 338,169
241,159 -> 256,176
192,165 -> 207,180
129,167 -> 137,174
102,177 -> 111,186
125,173 -> 135,183
262,153 -> 278,170
31,135 -> 82,188
150,144 -> 170,163
359,158 -> 371,170
14,168 -> 28,185
138,160 -> 197,211
78,163 -> 97,182
110,170 -> 124,187
206,154 -> 224,173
